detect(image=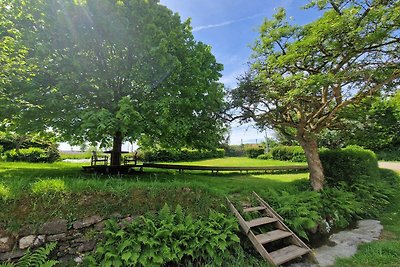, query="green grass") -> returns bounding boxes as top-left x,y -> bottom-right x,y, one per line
0,158 -> 308,233
59,151 -> 94,159
170,157 -> 306,166
332,169 -> 400,267
1,158 -> 399,266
